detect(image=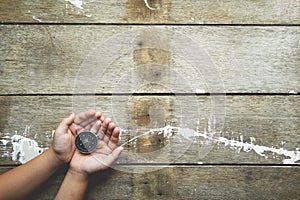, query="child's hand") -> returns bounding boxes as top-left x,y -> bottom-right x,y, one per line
52,111 -> 102,164
69,117 -> 124,176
